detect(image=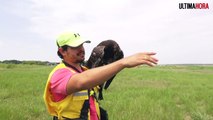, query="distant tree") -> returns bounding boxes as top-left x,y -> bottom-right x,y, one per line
3,60 -> 22,64
1,60 -> 58,66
